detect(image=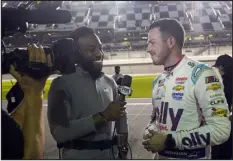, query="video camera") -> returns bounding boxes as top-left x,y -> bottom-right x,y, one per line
2,3 -> 81,113
2,4 -> 79,80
